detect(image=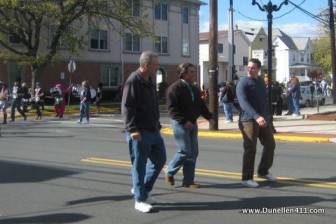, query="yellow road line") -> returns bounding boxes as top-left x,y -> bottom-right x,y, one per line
81,157 -> 336,189
161,128 -> 331,143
